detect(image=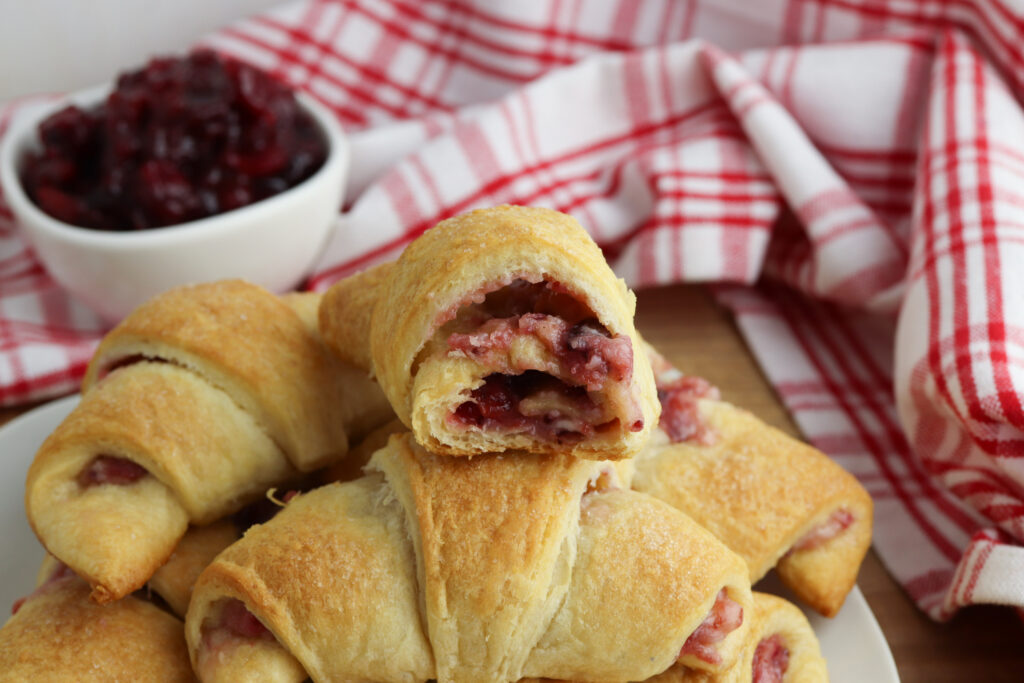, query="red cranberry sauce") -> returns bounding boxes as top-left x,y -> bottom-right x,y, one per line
657,375 -> 720,444
446,279 -> 635,391
21,50 -> 326,231
475,279 -> 594,321
790,508 -> 855,553
200,598 -> 276,662
219,599 -> 273,640
752,634 -> 790,683
77,455 -> 149,488
678,589 -> 744,665
450,371 -> 624,443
